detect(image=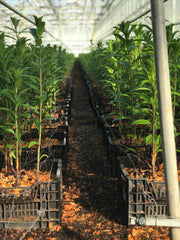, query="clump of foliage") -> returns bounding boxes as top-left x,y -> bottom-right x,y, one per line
0,16 -> 75,184
79,21 -> 180,178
